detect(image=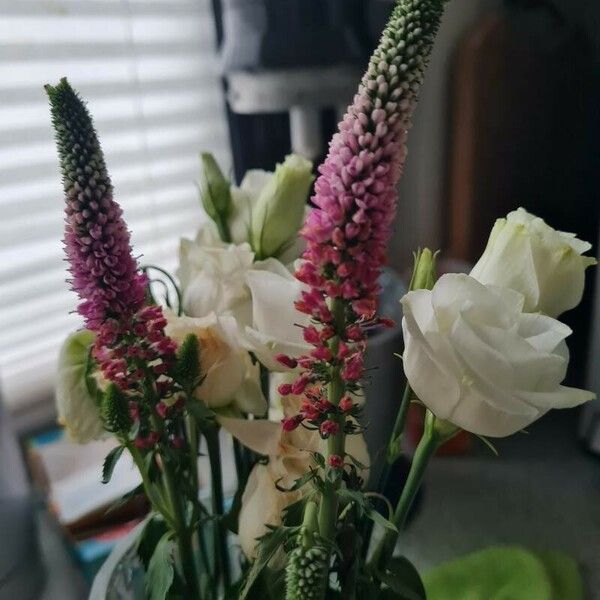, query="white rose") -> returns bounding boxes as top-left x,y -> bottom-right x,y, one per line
242,268 -> 311,371
177,231 -> 293,329
56,329 -> 105,443
165,312 -> 266,416
471,208 -> 596,318
401,273 -> 595,438
219,396 -> 369,558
